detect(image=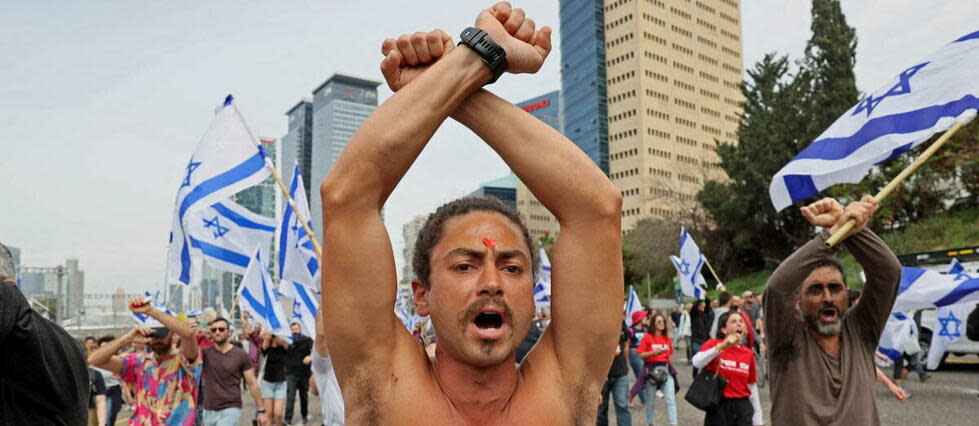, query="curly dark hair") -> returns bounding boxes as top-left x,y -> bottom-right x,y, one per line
412,196 -> 539,288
